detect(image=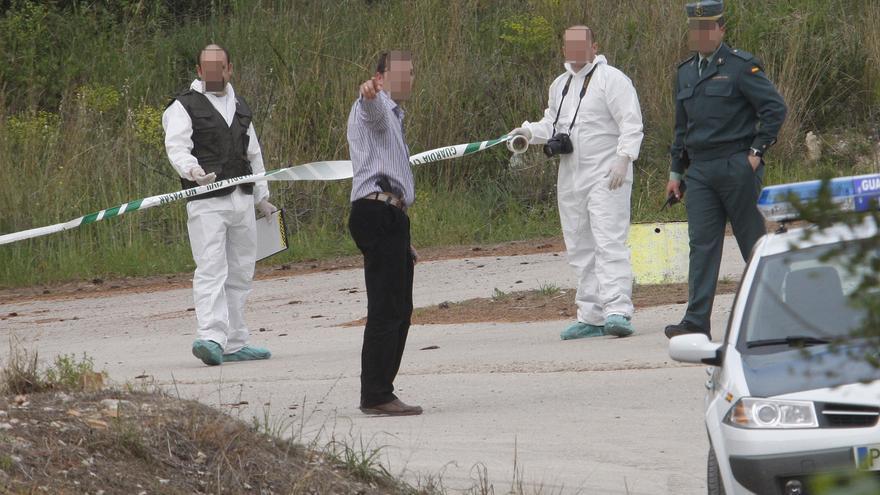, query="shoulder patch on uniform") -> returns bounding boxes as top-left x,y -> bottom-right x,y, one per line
730,49 -> 755,62
677,55 -> 696,69
745,56 -> 766,74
